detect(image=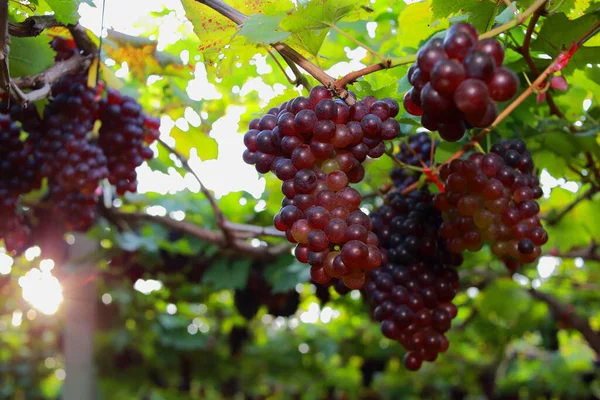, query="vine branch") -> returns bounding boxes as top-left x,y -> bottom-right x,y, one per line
546,186 -> 599,226
529,289 -> 600,356
8,15 -> 62,37
0,13 -> 97,104
520,4 -> 565,118
547,242 -> 600,262
157,138 -> 234,245
107,208 -> 290,259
